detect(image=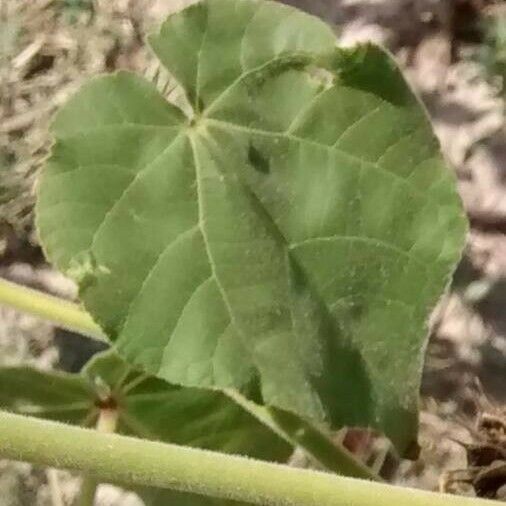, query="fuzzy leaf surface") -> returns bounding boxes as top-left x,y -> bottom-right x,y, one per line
36,0 -> 467,453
